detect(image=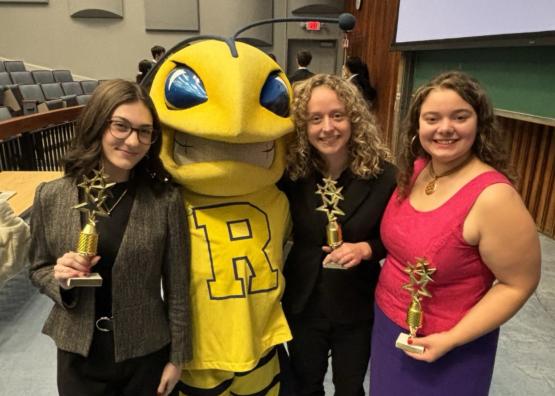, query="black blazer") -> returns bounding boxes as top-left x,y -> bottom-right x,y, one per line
280,162 -> 396,323
288,68 -> 314,84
